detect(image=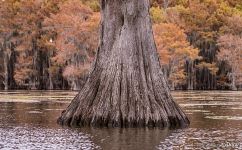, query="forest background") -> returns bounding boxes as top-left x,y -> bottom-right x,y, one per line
0,0 -> 241,90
